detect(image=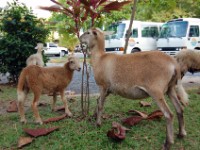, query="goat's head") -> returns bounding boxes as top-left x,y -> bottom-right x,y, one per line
35,43 -> 44,52
79,28 -> 105,54
67,56 -> 81,71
